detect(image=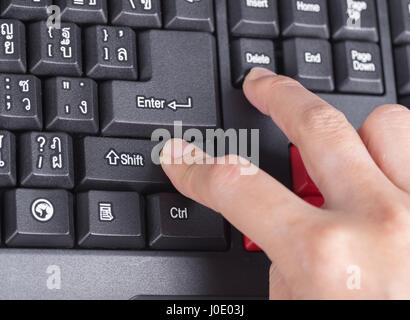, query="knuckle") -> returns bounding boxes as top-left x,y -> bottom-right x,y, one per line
298,221 -> 352,282
360,104 -> 410,156
372,200 -> 410,236
179,163 -> 203,198
208,155 -> 244,188
267,75 -> 302,91
372,104 -> 409,120
299,104 -> 349,136
363,104 -> 410,131
203,156 -> 249,211
304,222 -> 351,261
